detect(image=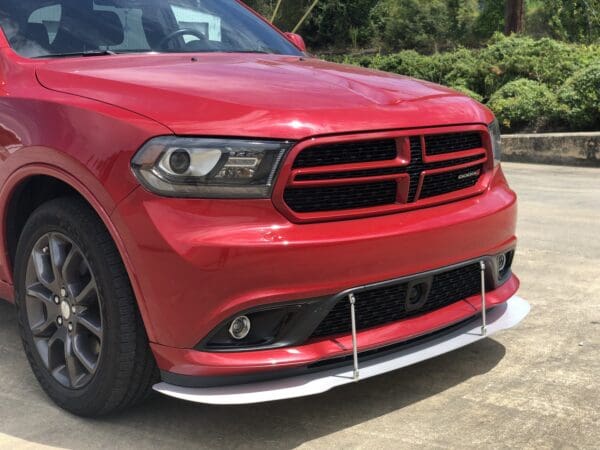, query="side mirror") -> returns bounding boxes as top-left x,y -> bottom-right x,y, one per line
284,32 -> 307,53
